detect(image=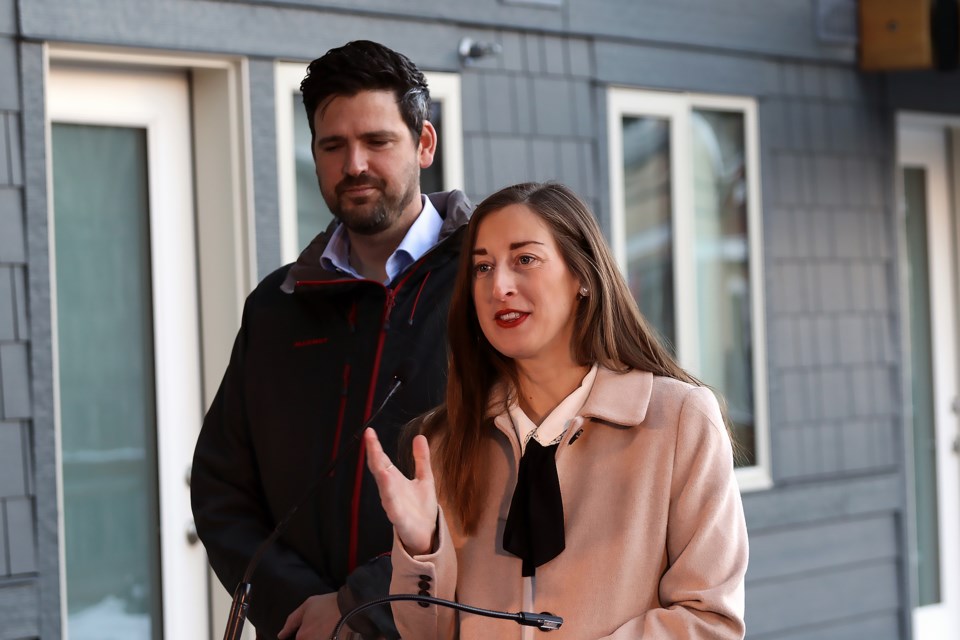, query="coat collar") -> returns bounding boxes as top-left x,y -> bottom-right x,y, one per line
579,366 -> 653,427
489,365 -> 654,432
